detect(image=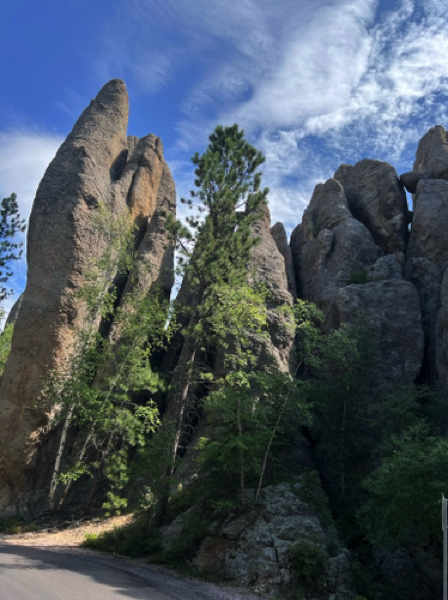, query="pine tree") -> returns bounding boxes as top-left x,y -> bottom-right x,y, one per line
165,124 -> 269,464
0,193 -> 26,302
